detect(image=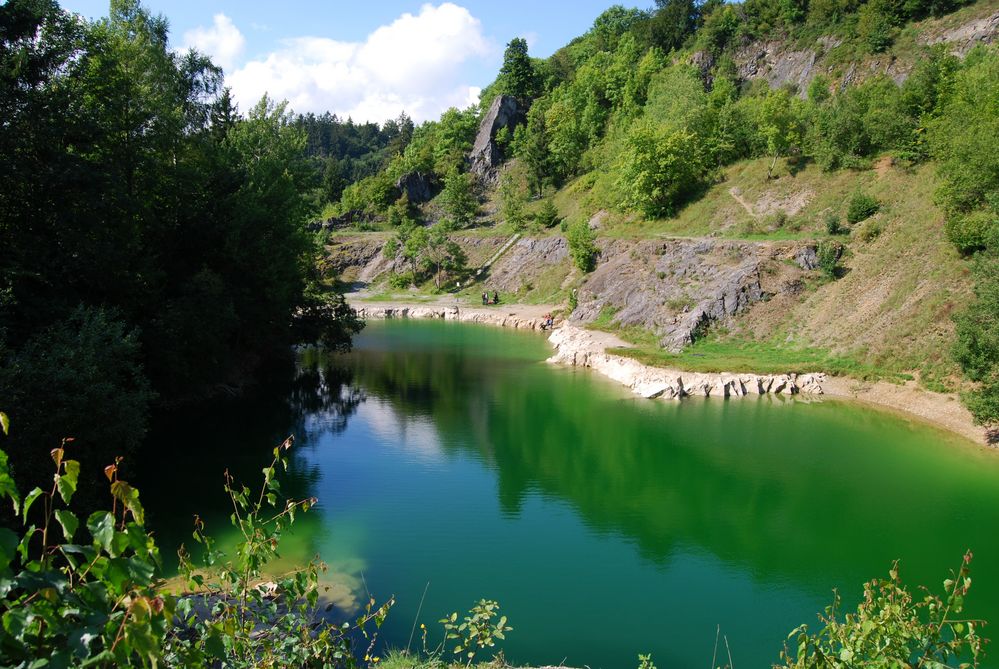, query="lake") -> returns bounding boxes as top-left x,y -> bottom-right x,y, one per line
139,319 -> 999,669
